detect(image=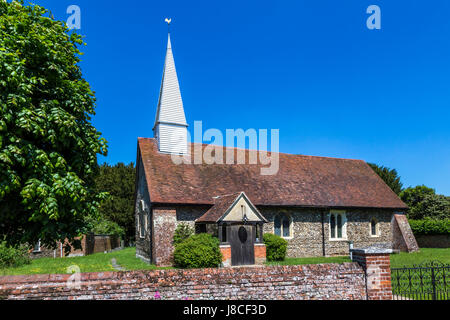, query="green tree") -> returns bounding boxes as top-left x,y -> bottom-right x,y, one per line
94,163 -> 135,244
400,185 -> 450,220
368,163 -> 403,195
0,1 -> 108,252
